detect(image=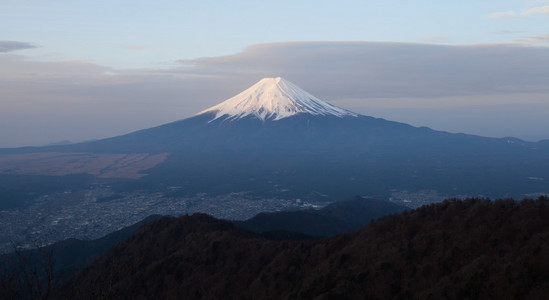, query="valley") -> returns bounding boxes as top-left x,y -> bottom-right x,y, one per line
0,185 -> 329,253
0,184 -> 453,253
0,152 -> 167,179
